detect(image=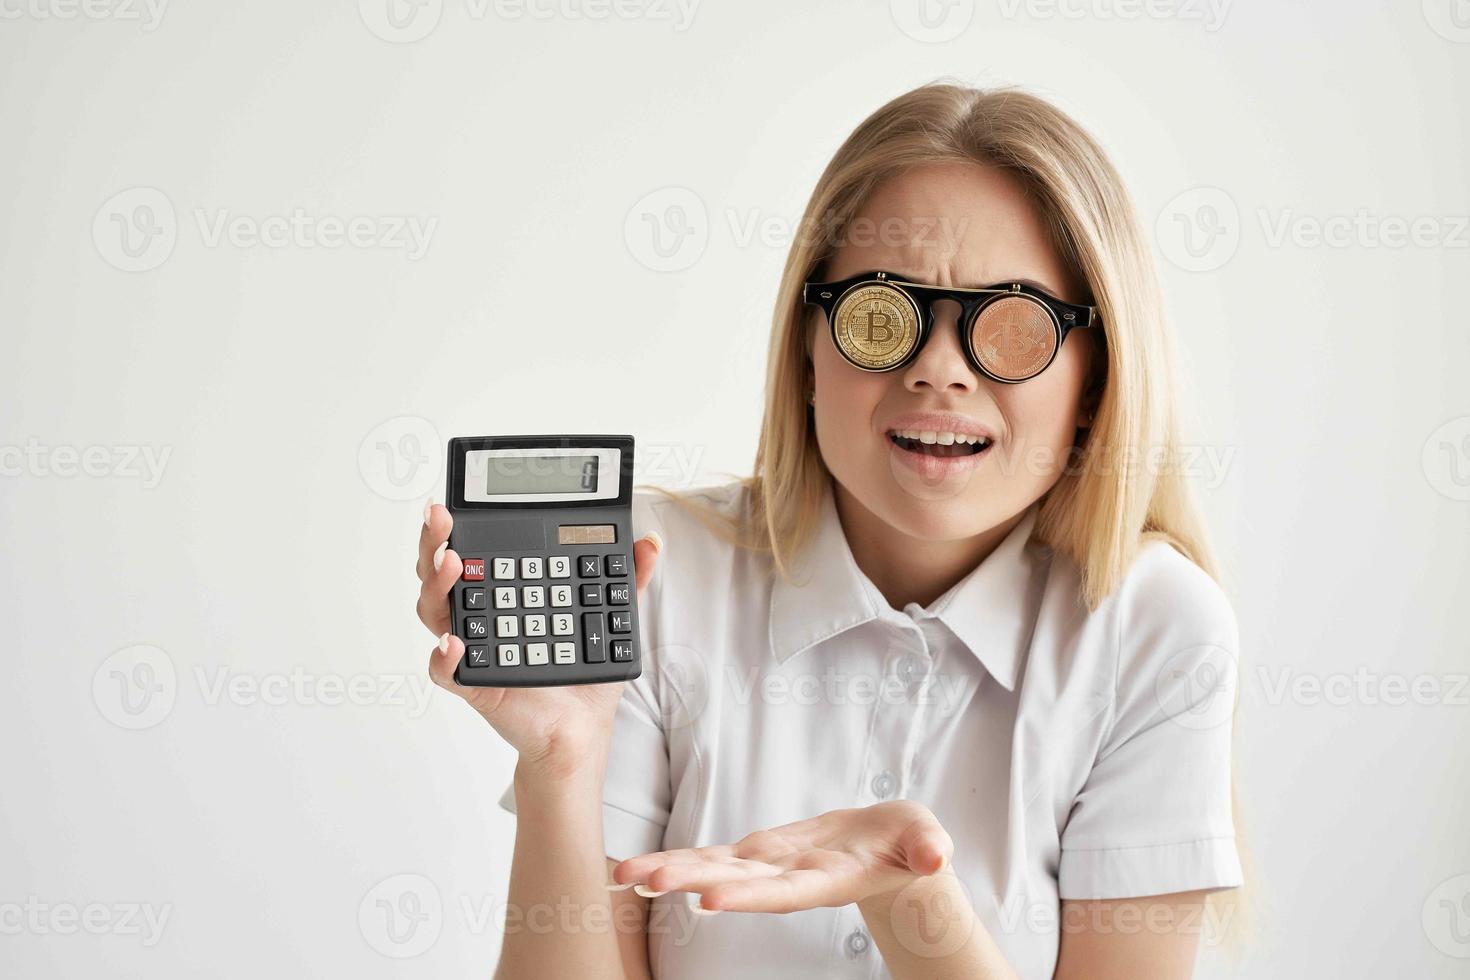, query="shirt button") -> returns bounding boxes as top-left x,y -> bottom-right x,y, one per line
871,770 -> 895,799
898,653 -> 925,688
844,927 -> 870,958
